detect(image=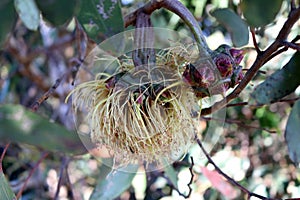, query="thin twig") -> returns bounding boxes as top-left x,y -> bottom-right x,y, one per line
250,28 -> 262,54
242,68 -> 267,75
264,35 -> 300,64
54,156 -> 70,200
164,157 -> 195,198
201,7 -> 300,116
195,135 -> 271,200
202,116 -> 277,134
64,162 -> 75,200
30,19 -> 93,111
70,19 -> 89,85
0,143 -> 10,172
226,101 -> 249,107
265,46 -> 289,64
281,41 -> 300,51
16,152 -> 49,199
30,74 -> 66,112
226,97 -> 300,108
30,52 -> 87,111
186,156 -> 195,197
